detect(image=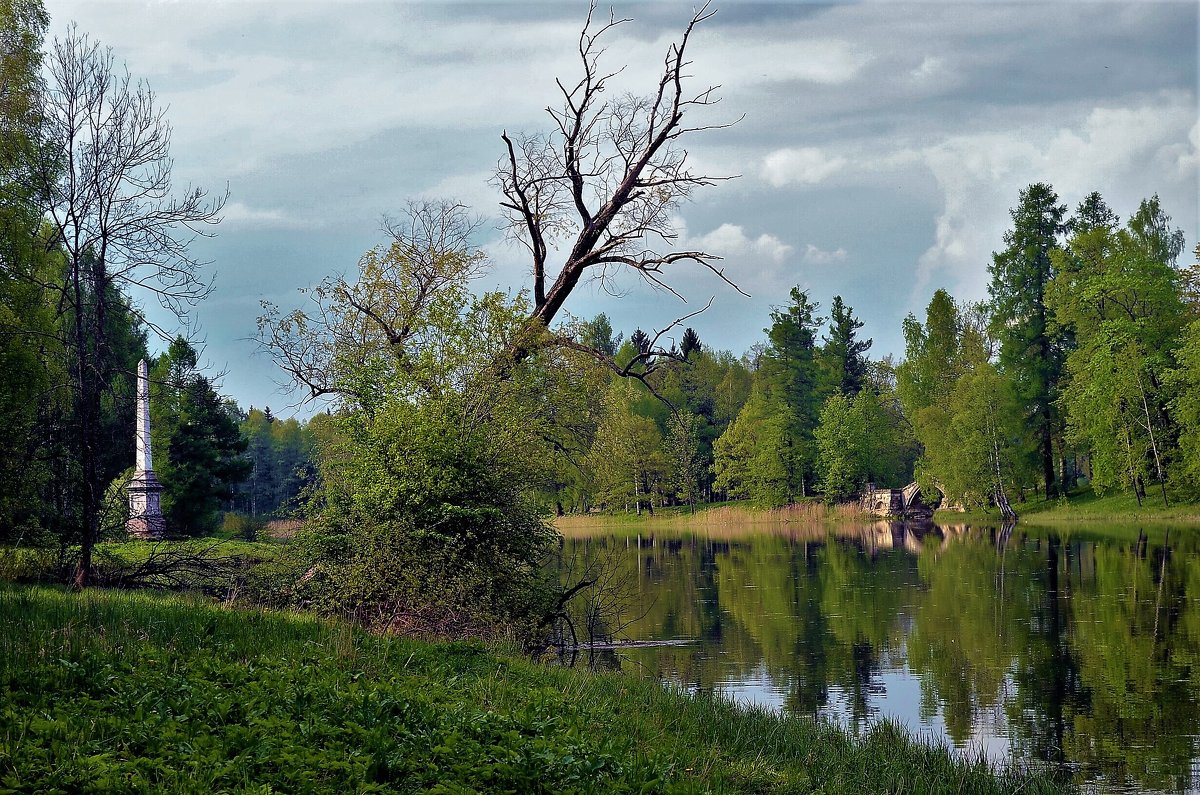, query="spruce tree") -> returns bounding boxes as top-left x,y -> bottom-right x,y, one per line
759,287 -> 824,500
988,183 -> 1068,498
823,295 -> 872,396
